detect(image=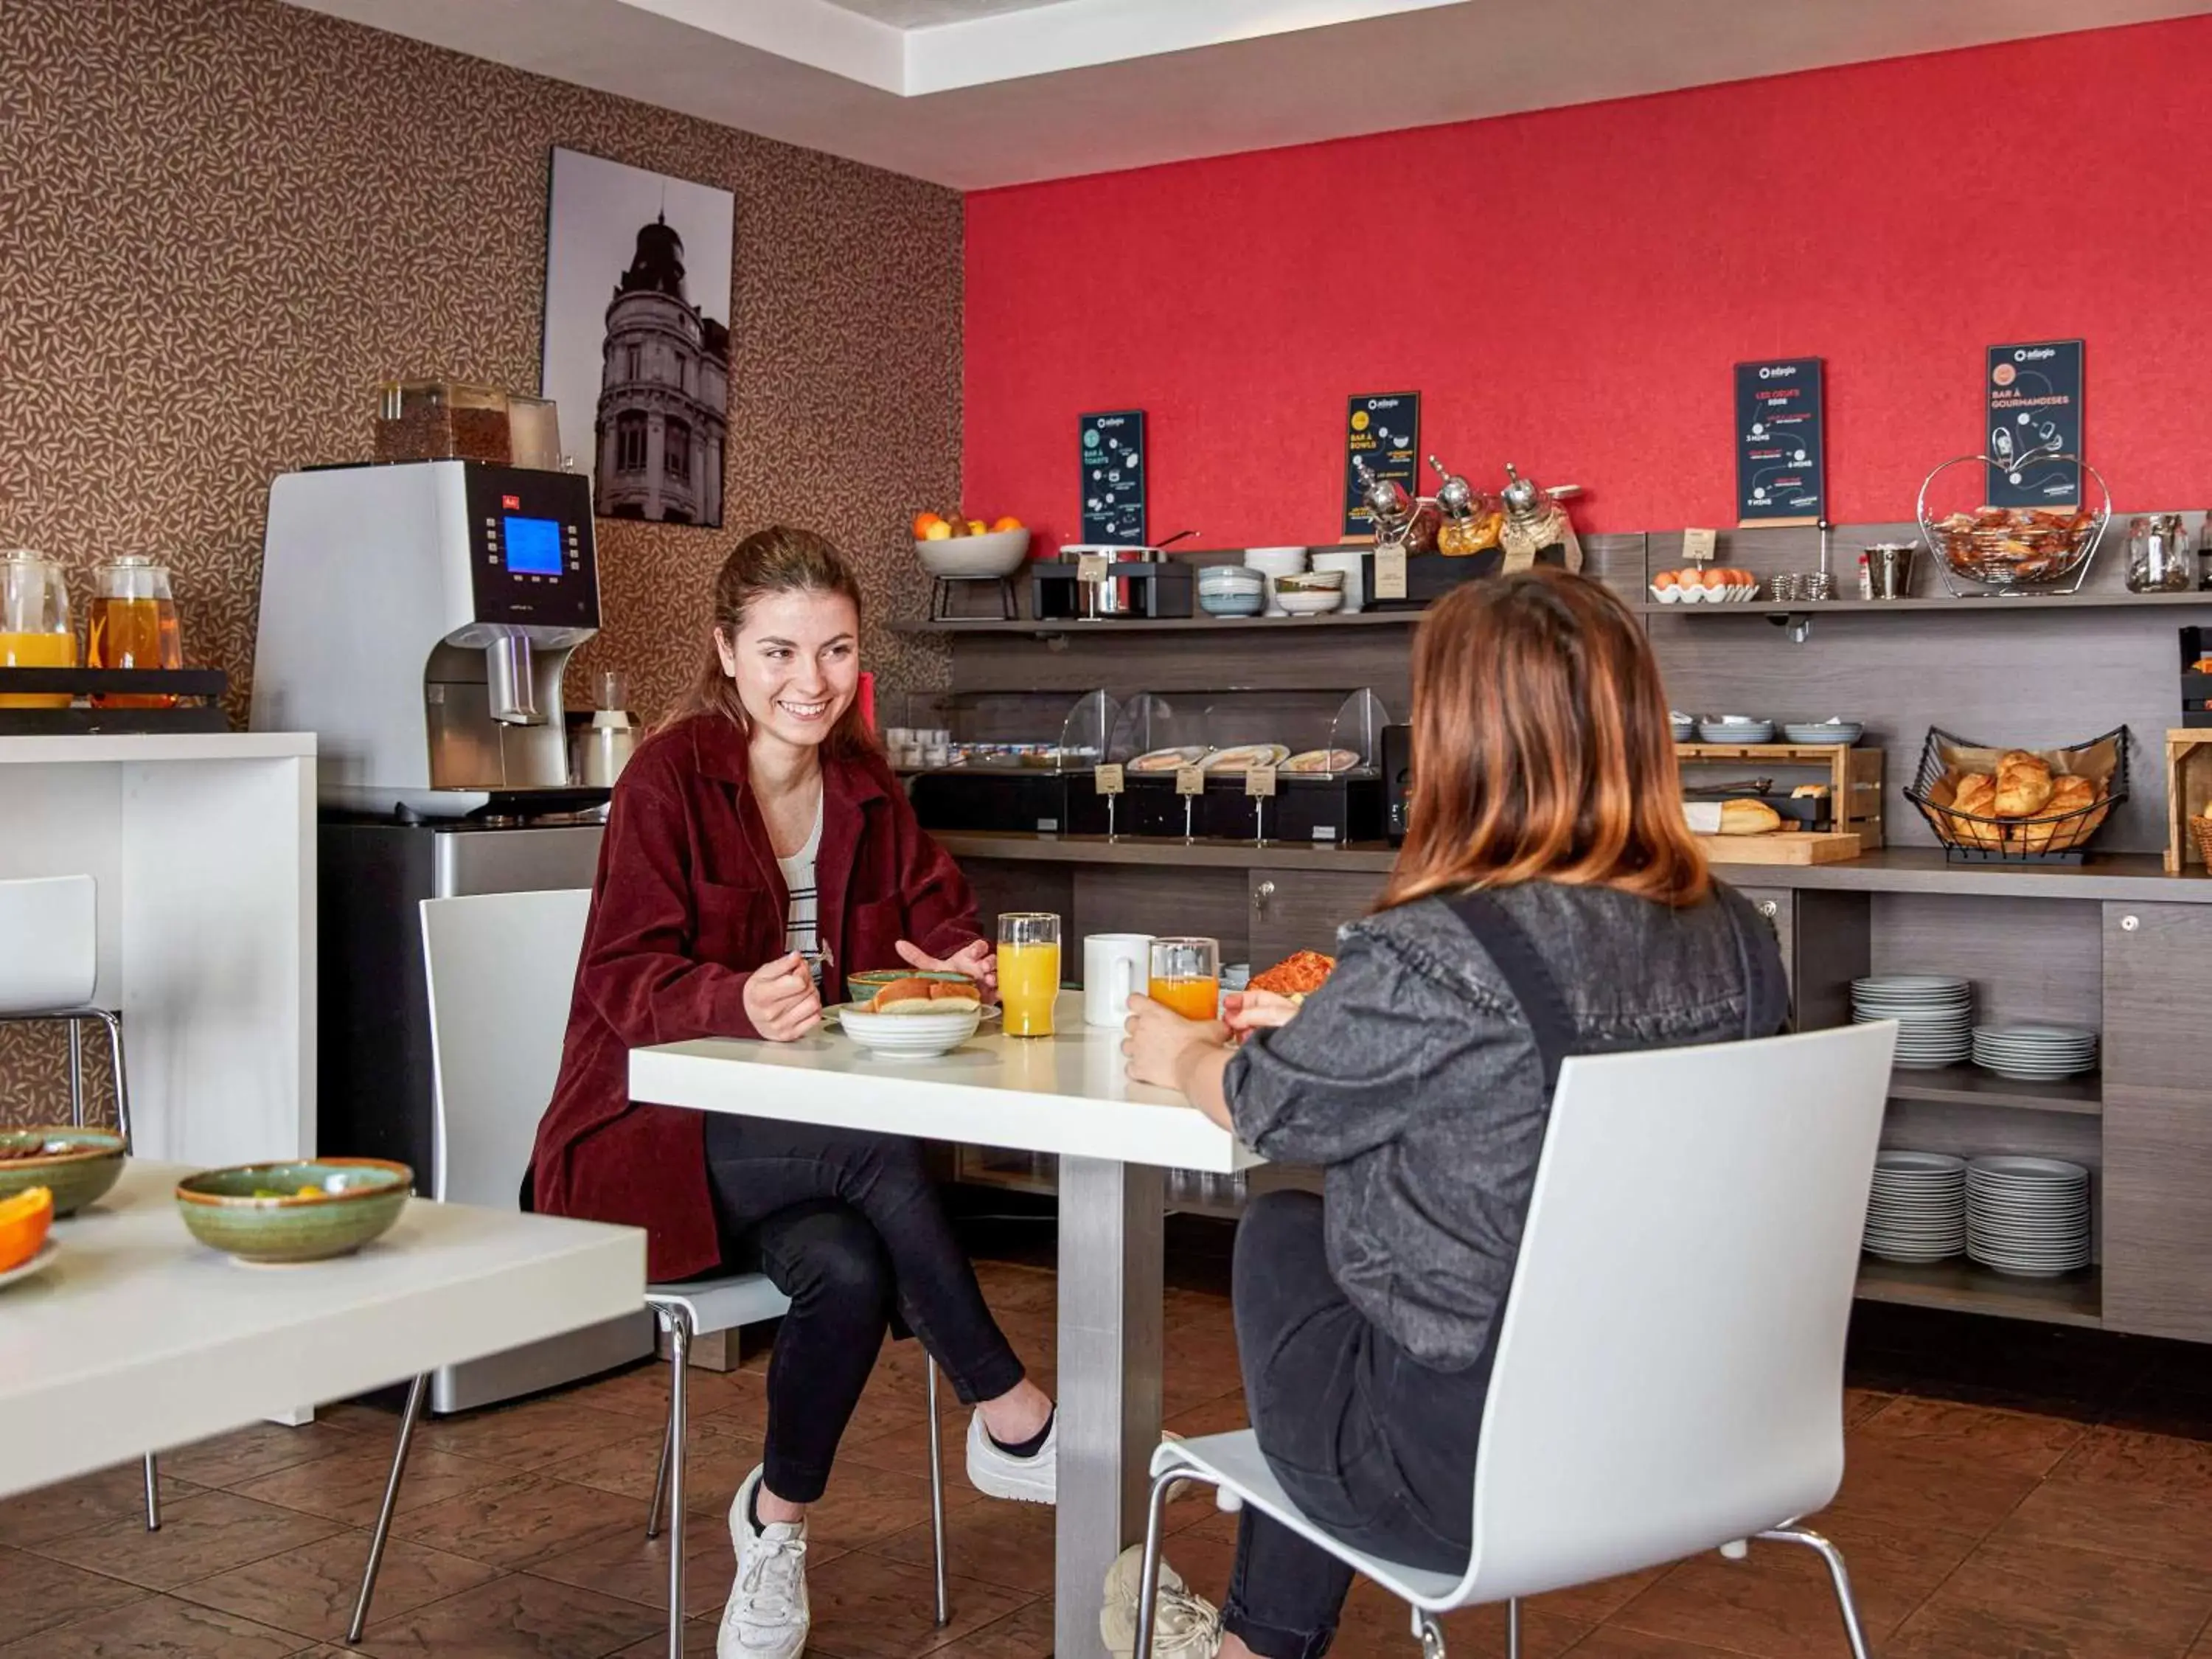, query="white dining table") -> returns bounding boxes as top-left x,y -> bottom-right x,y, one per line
630,990 -> 1259,1659
0,1161 -> 645,1500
